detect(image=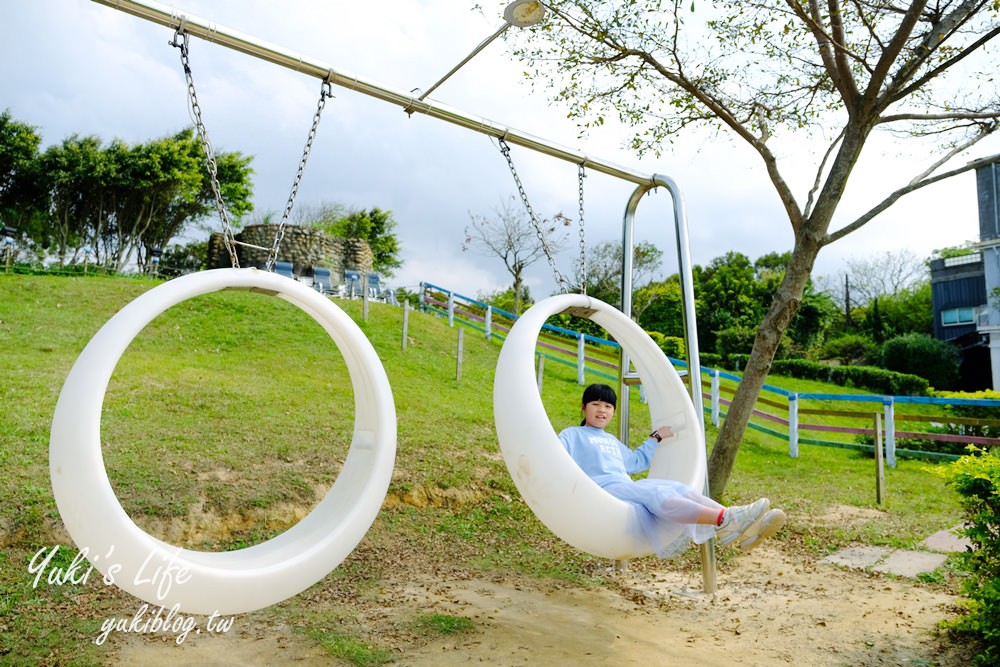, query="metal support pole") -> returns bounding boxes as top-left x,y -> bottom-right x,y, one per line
618,176 -> 715,595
